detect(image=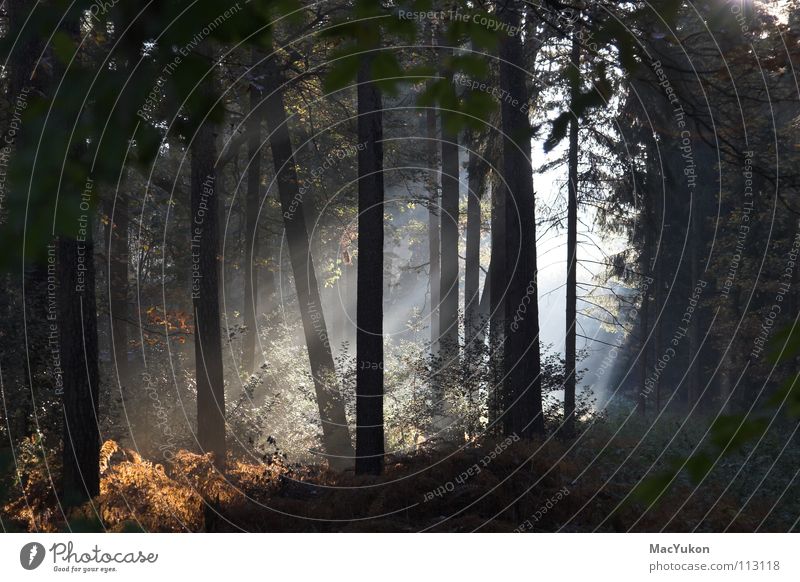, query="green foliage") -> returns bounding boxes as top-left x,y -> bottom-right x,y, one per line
634,325 -> 800,506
